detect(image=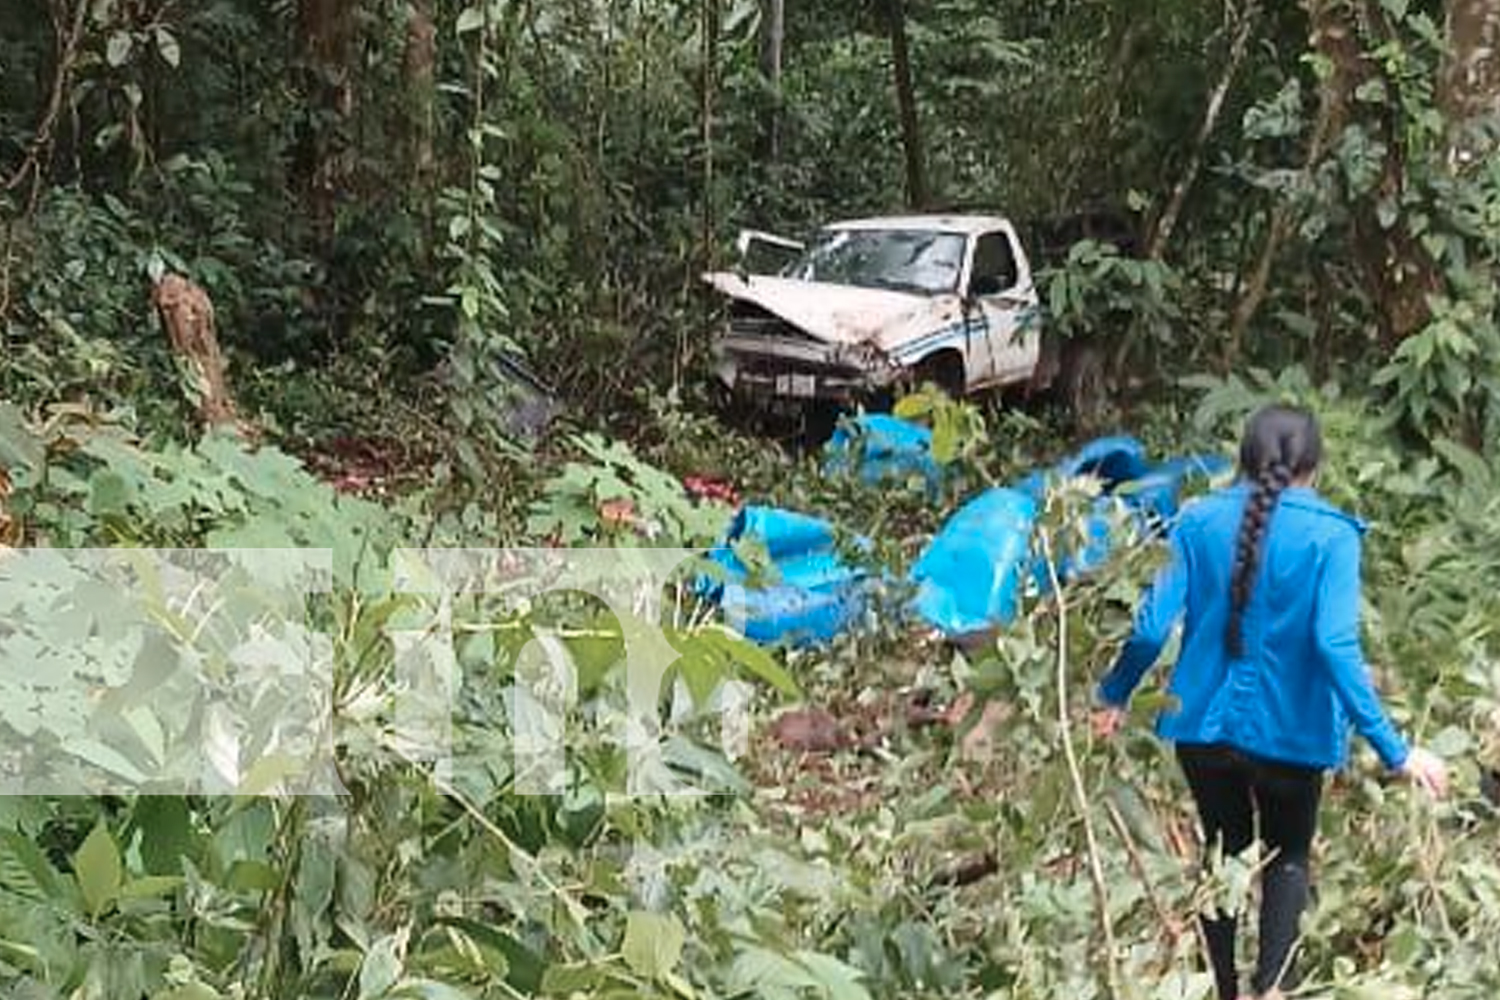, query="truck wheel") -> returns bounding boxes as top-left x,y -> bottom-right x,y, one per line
911,351 -> 966,401
799,402 -> 841,450
1058,340 -> 1109,430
